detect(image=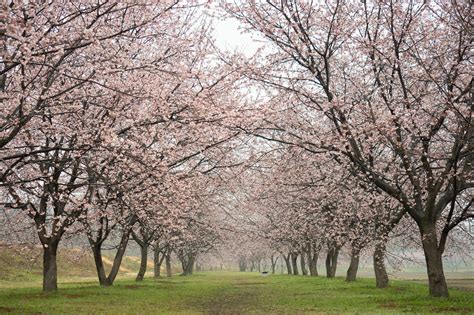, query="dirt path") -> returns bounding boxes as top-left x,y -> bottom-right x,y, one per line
203,276 -> 268,314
